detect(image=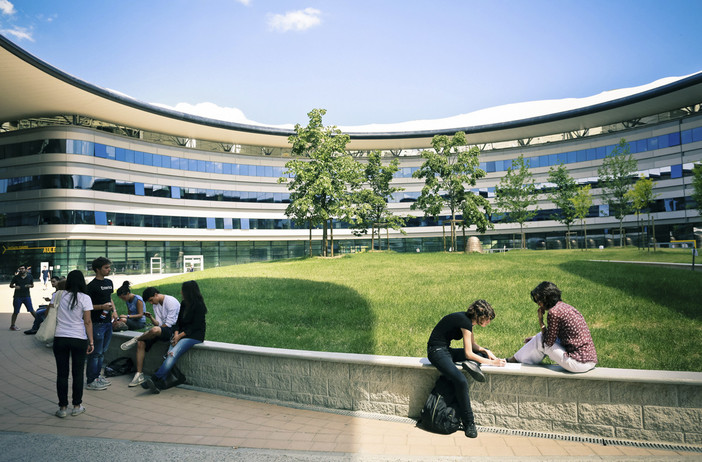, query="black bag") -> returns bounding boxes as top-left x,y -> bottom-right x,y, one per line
143,365 -> 187,391
416,375 -> 462,434
104,357 -> 135,377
